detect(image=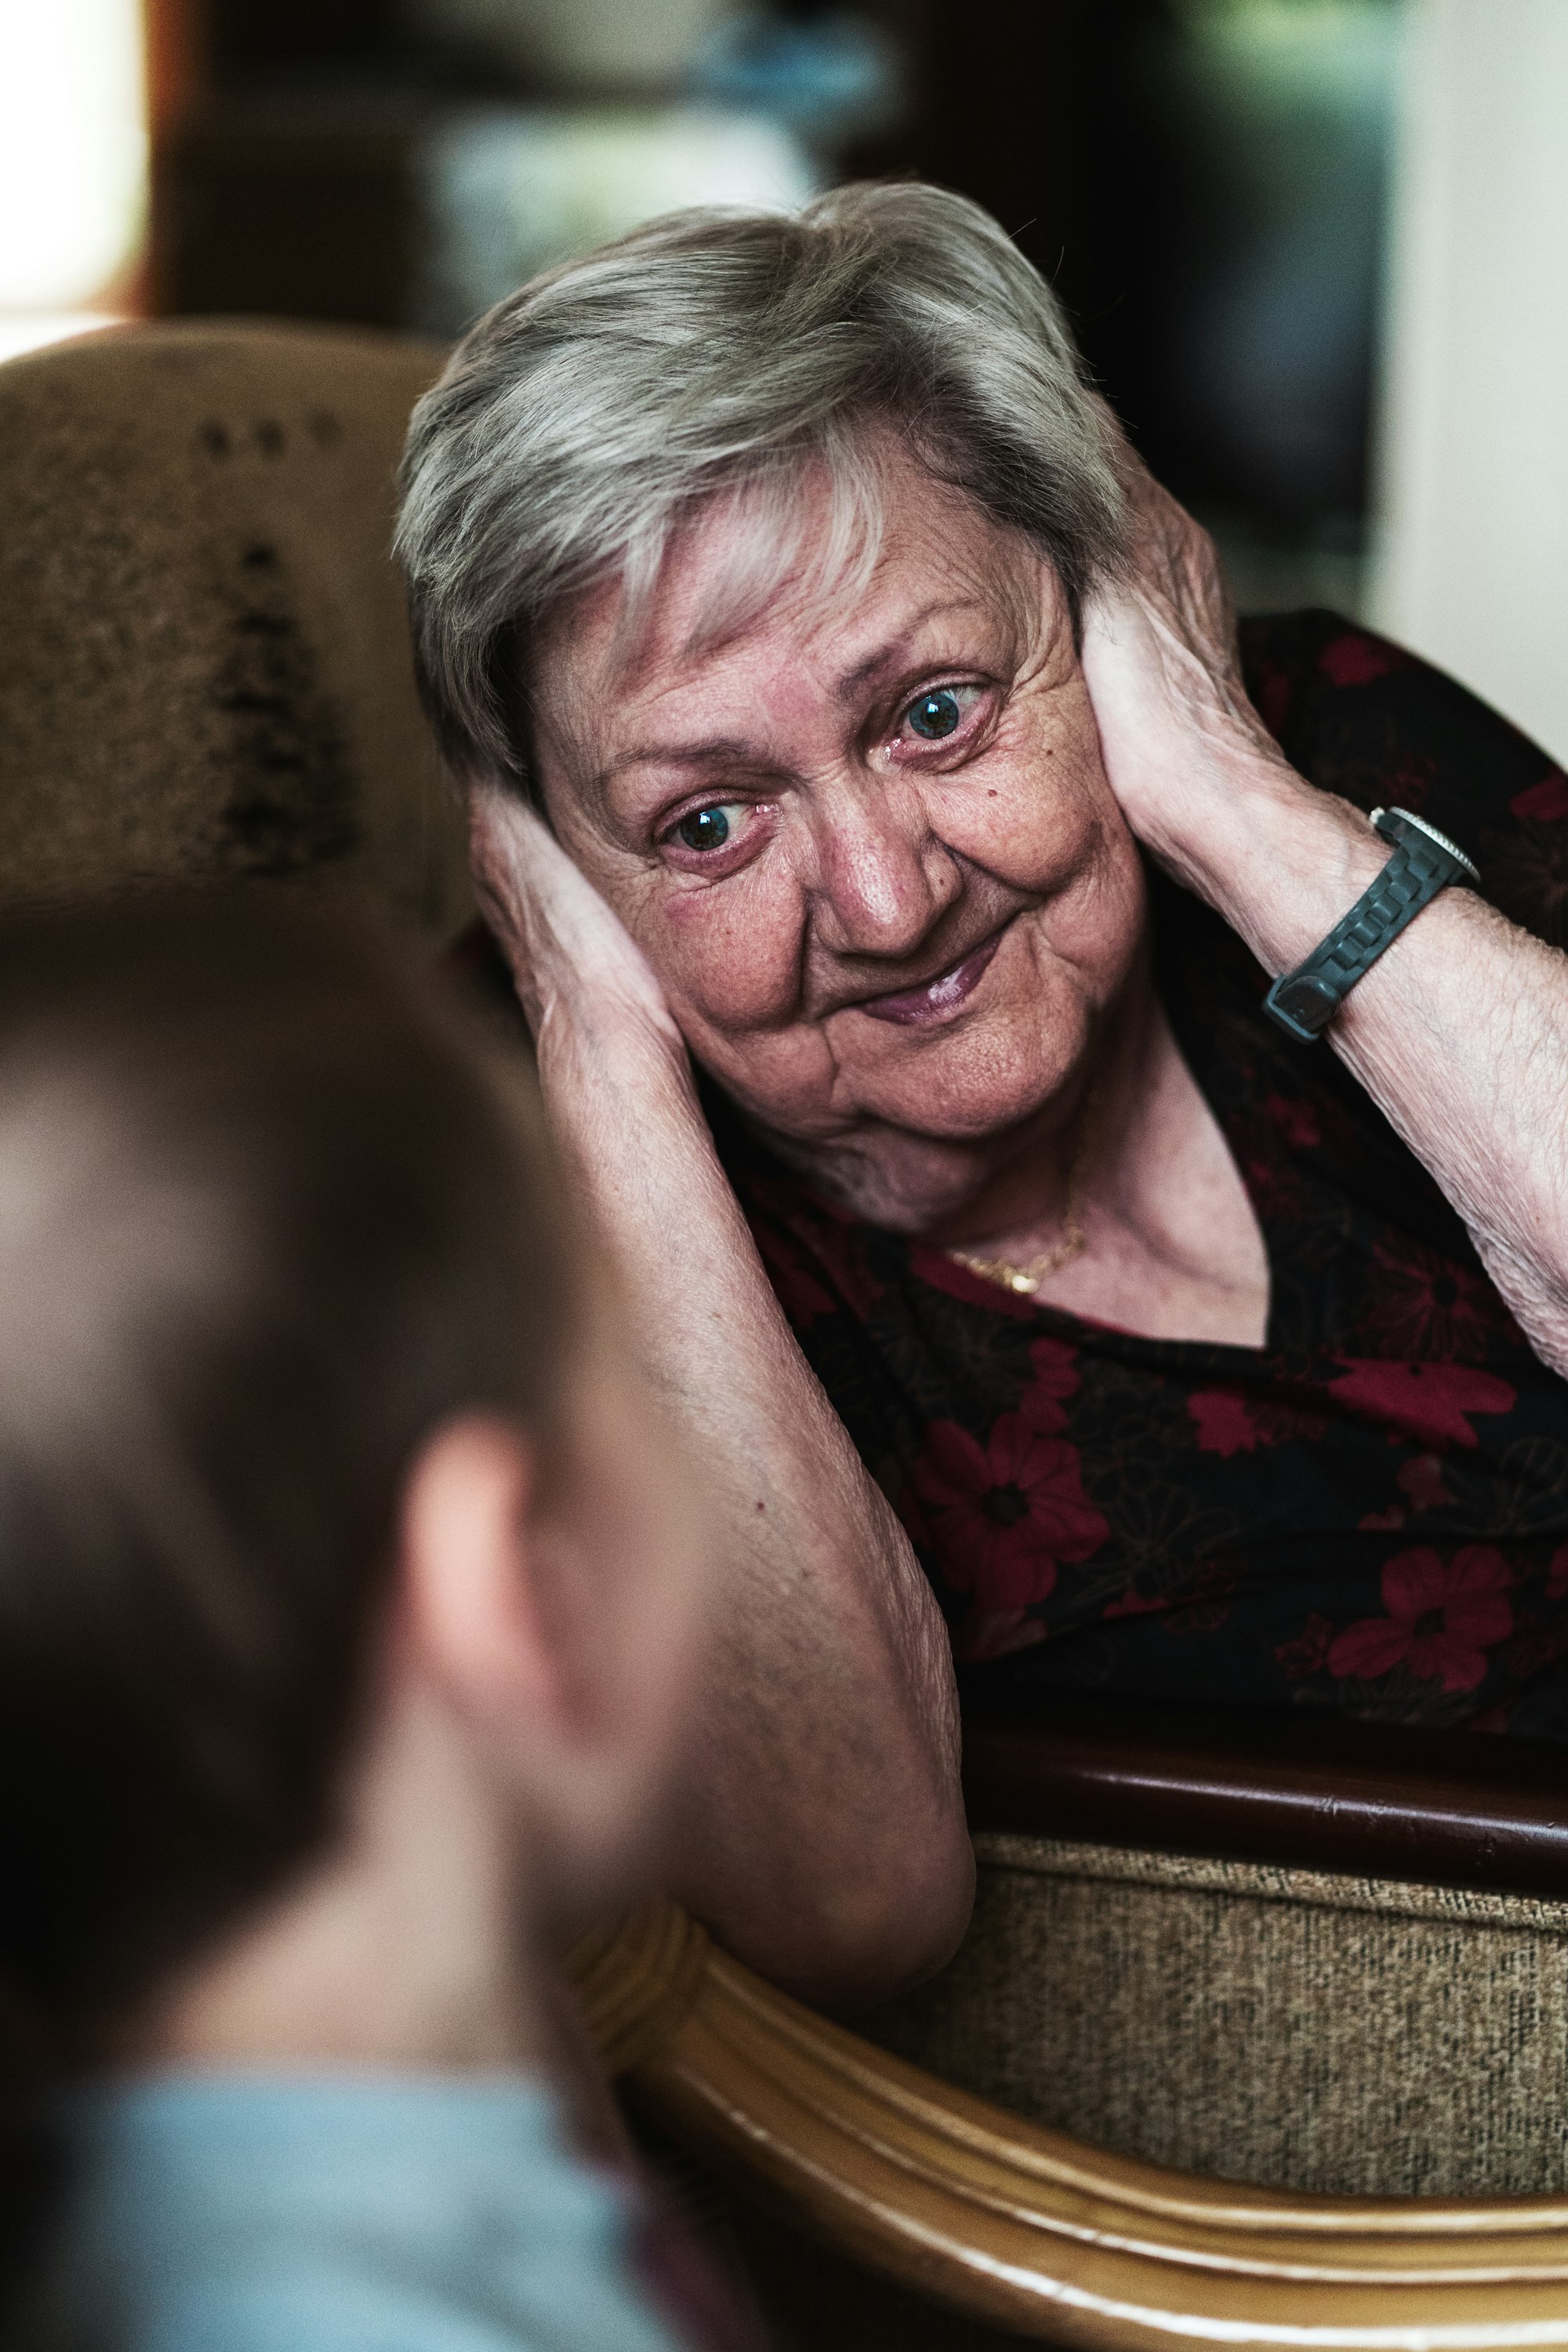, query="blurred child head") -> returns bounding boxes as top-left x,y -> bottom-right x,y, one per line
0,893 -> 705,2071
